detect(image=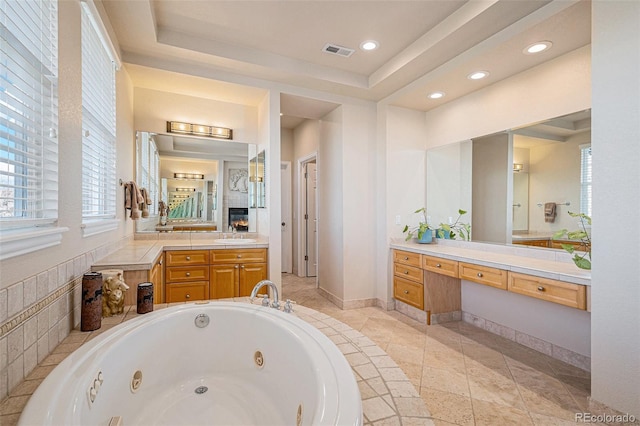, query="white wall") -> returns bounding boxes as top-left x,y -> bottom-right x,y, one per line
318,108 -> 344,300
527,133 -> 588,233
341,103 -> 377,302
472,133 -> 511,243
423,46 -> 591,149
462,281 -> 591,357
0,0 -> 135,398
133,87 -> 258,143
591,0 -> 640,417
